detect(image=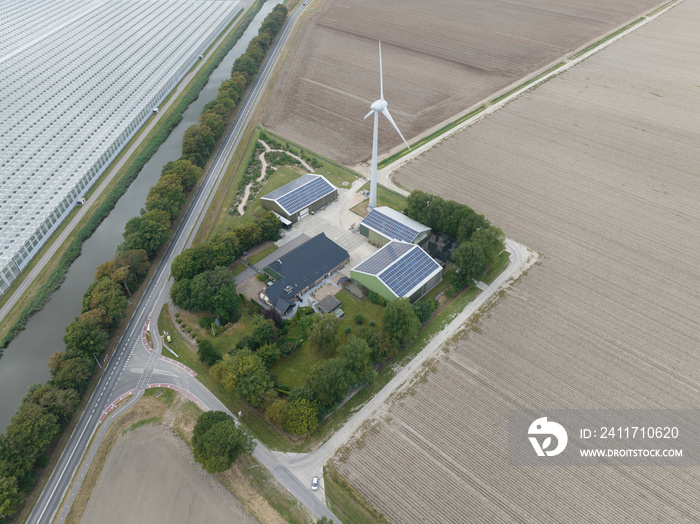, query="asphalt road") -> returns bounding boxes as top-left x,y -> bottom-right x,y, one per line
25,3 -> 336,522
